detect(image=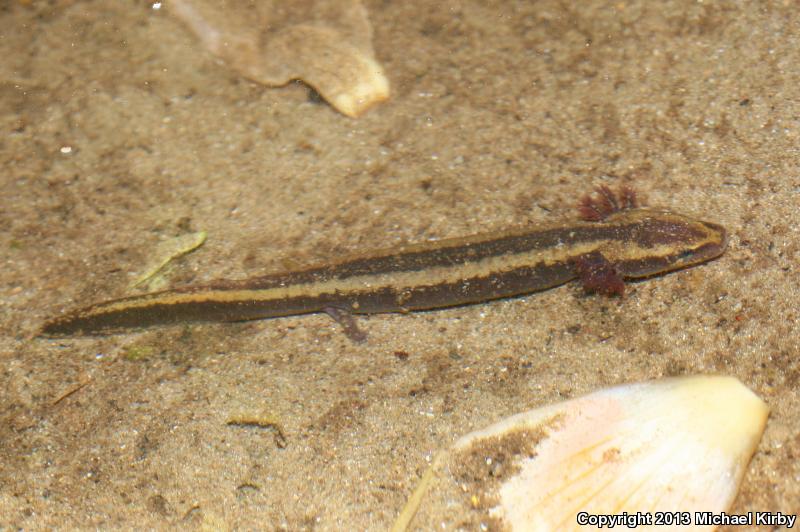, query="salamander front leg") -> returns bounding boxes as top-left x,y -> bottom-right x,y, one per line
323,306 -> 368,343
572,251 -> 626,297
